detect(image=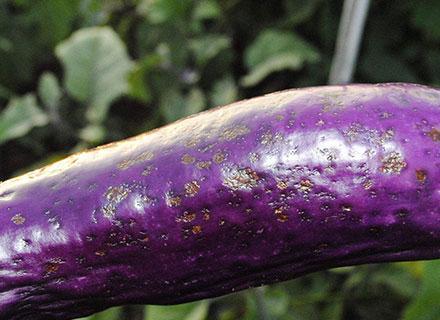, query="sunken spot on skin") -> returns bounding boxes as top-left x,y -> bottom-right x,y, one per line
222,166 -> 260,191
427,128 -> 440,142
165,192 -> 182,207
213,151 -> 228,164
220,125 -> 250,141
275,207 -> 288,222
416,169 -> 427,184
102,185 -> 131,218
11,213 -> 25,225
184,181 -> 200,197
181,154 -> 196,165
380,152 -> 407,174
